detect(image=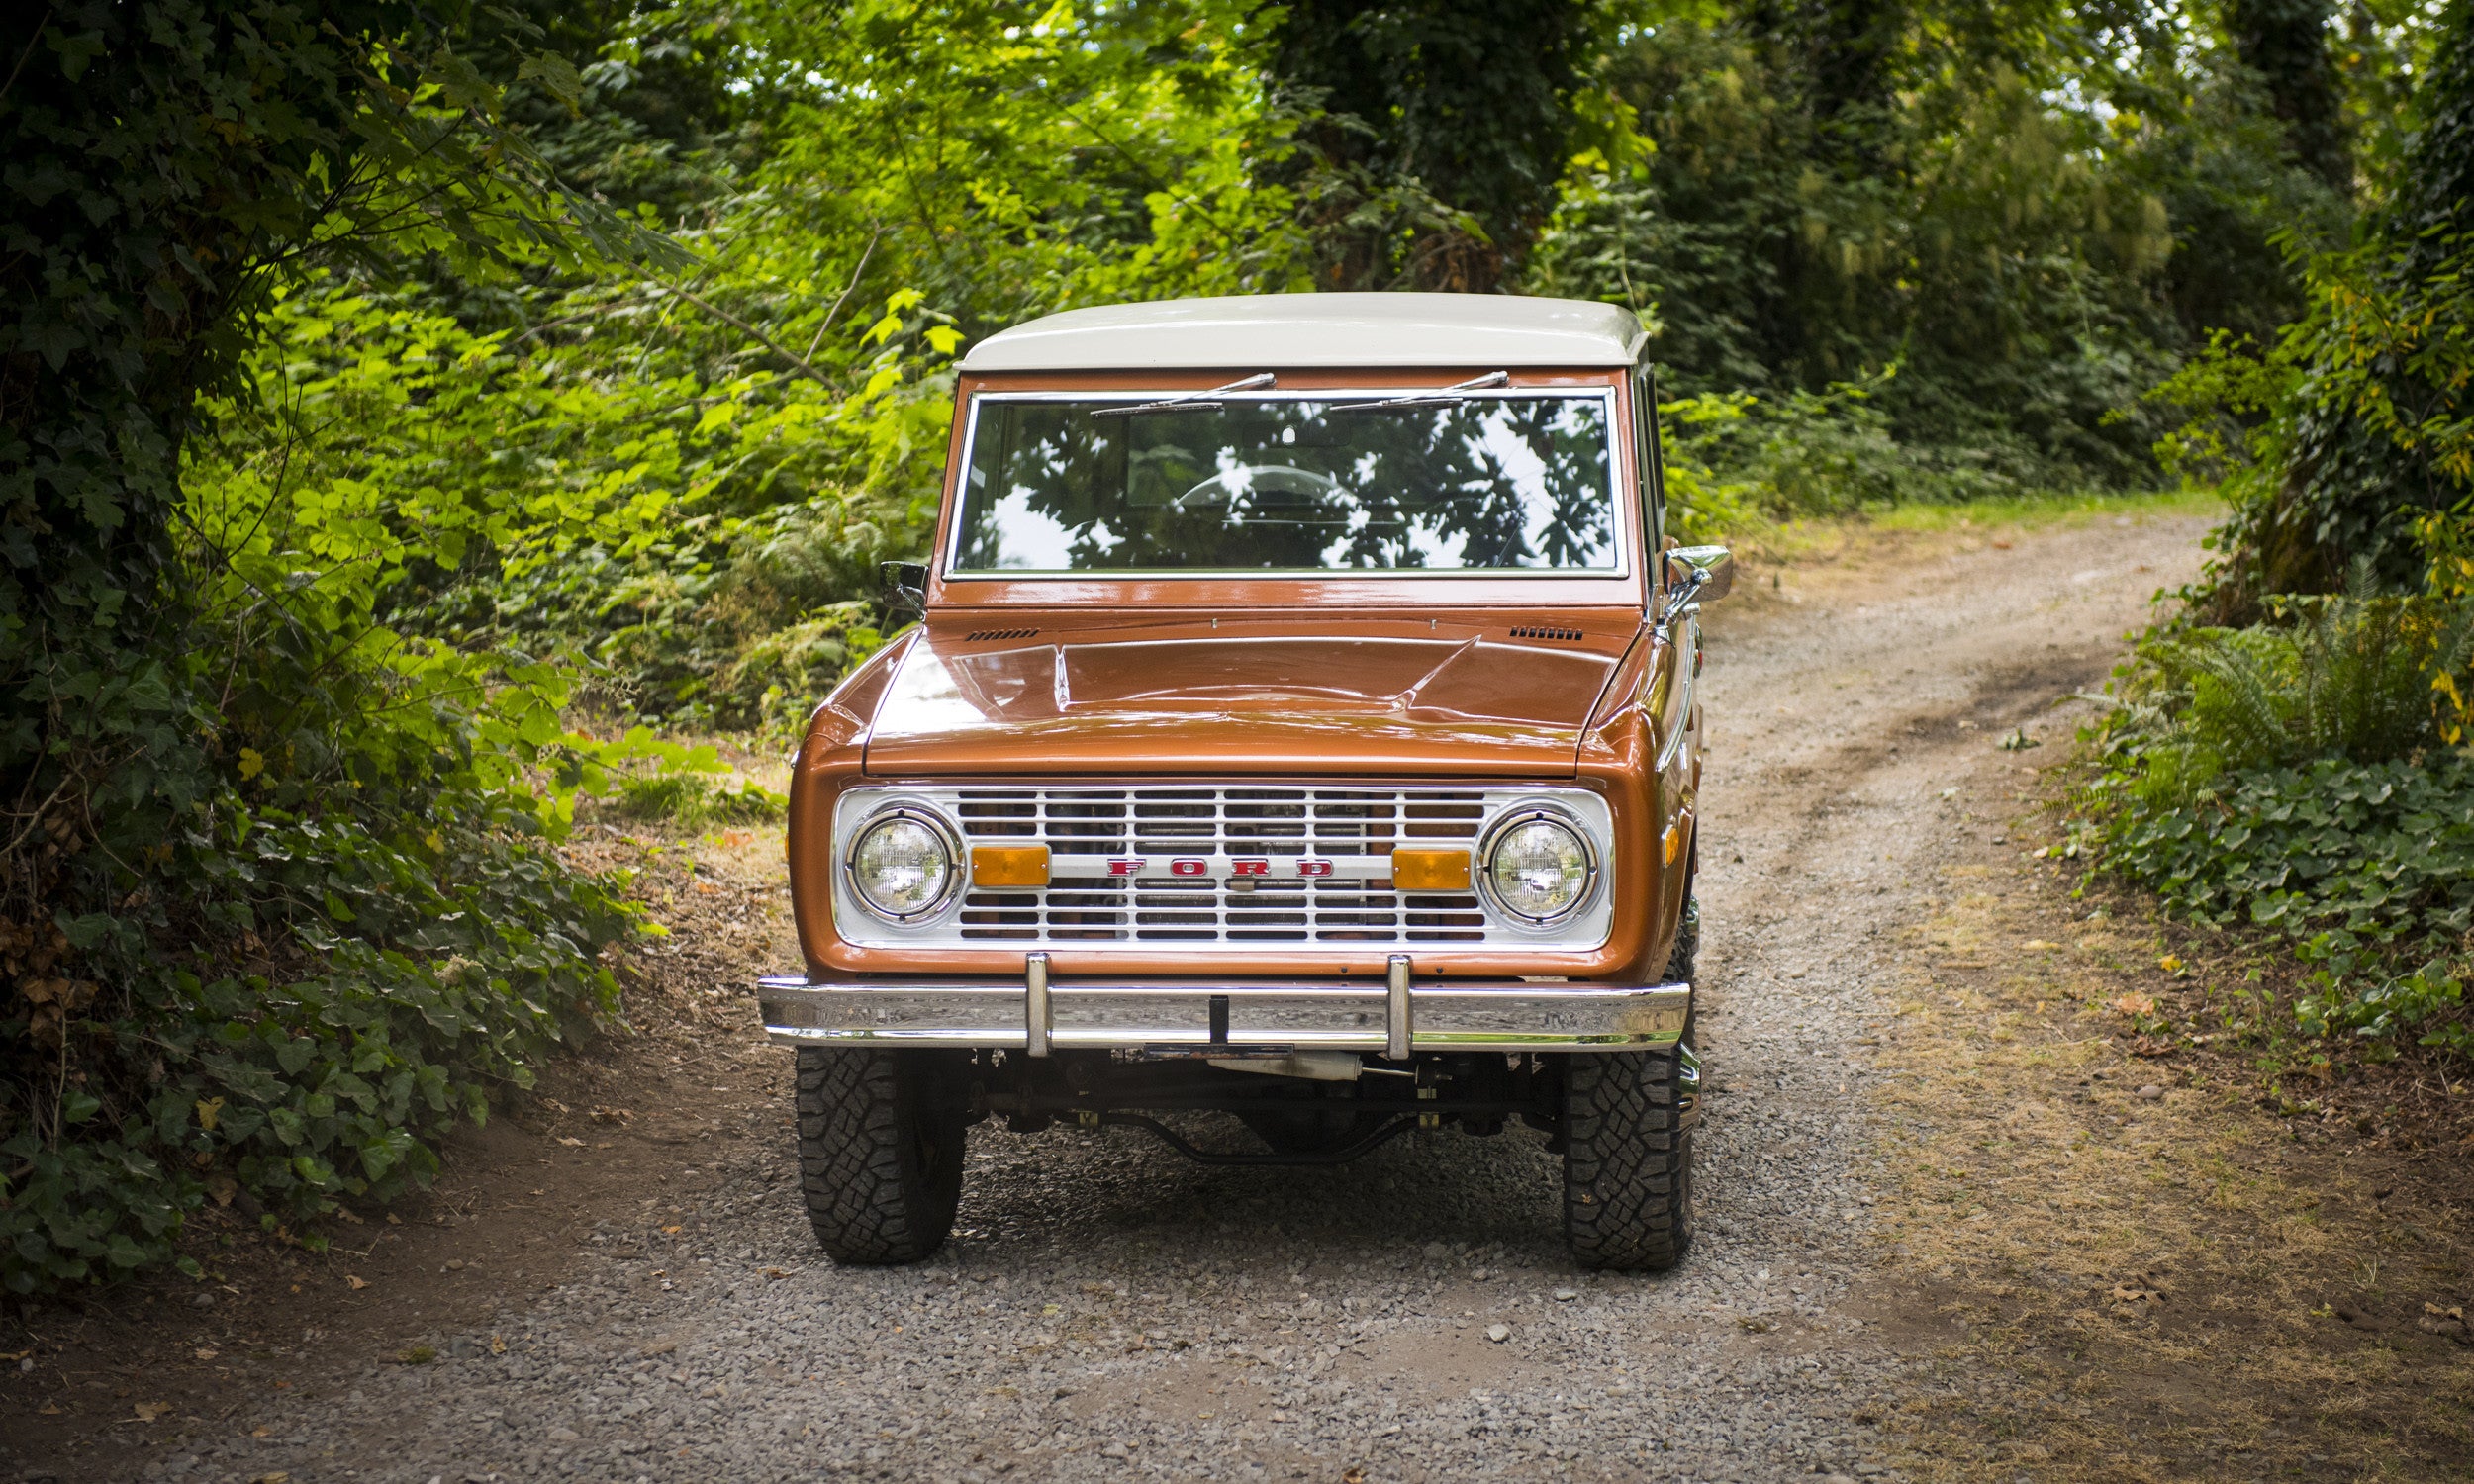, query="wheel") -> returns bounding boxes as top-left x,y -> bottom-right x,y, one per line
794,1047 -> 968,1264
1560,1047 -> 1694,1271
